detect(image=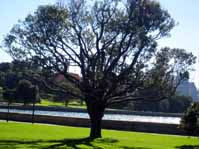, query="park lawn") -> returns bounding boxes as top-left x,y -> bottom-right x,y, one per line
37,99 -> 86,109
36,99 -> 66,107
0,121 -> 198,149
